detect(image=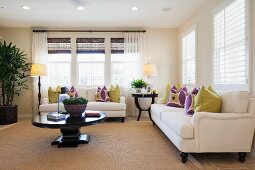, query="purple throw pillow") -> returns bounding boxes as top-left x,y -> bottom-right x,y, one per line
96,86 -> 110,102
68,85 -> 78,97
166,86 -> 187,108
185,88 -> 200,115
